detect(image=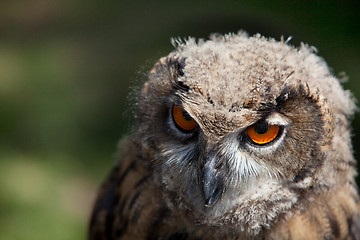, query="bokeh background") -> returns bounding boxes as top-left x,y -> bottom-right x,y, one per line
0,1 -> 359,239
